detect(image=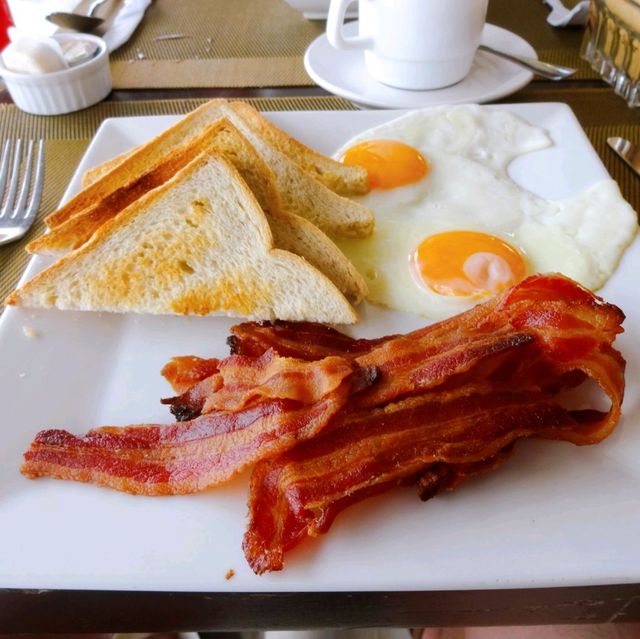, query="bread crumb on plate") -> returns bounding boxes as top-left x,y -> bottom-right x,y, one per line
22,325 -> 38,338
